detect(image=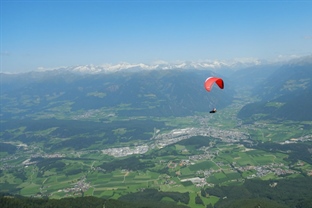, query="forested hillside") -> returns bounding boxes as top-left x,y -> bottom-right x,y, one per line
0,193 -> 189,208
1,69 -> 234,118
237,57 -> 312,121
